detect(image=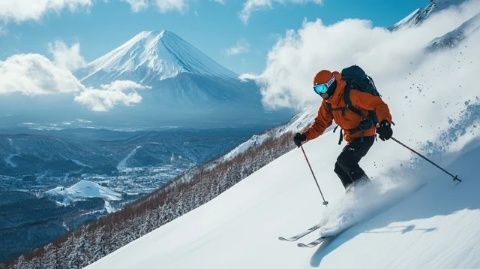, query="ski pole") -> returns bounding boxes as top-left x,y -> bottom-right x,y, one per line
390,137 -> 461,182
300,145 -> 329,206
